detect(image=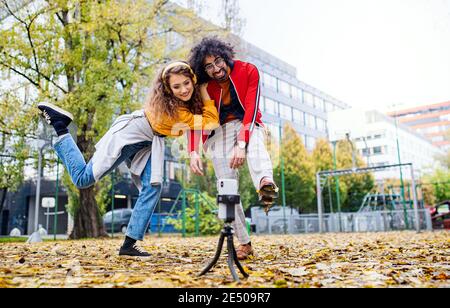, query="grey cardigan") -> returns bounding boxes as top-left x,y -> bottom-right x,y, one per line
91,110 -> 164,191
